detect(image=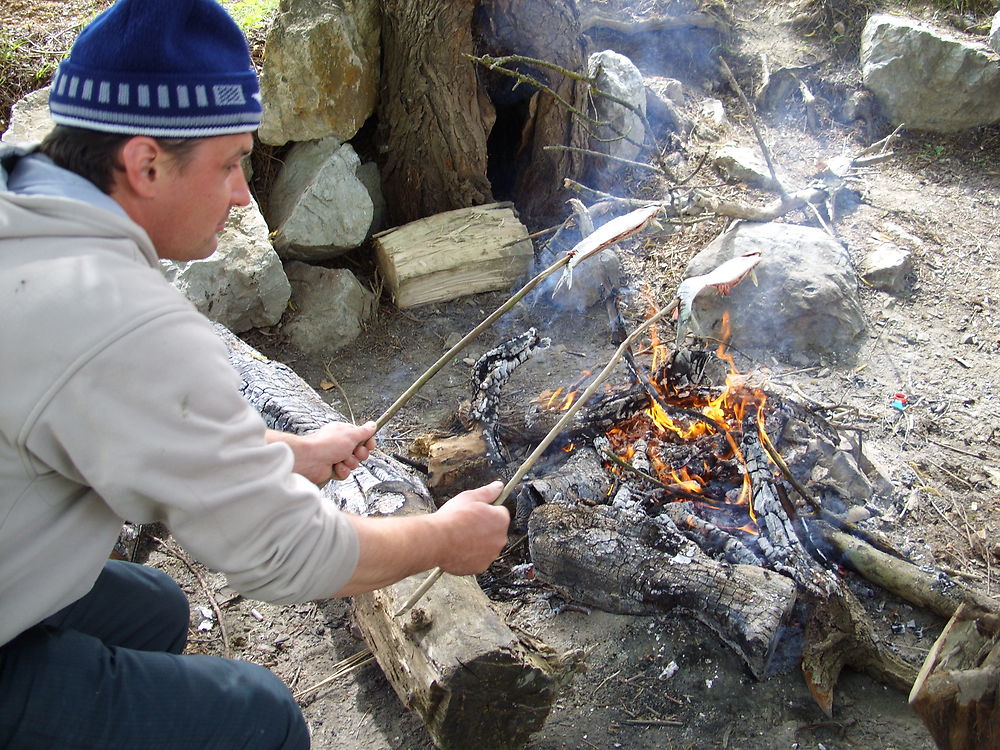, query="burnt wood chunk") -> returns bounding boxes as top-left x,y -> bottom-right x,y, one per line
801,582 -> 918,717
425,427 -> 495,501
527,502 -> 797,679
909,604 -> 1000,750
216,325 -> 572,750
